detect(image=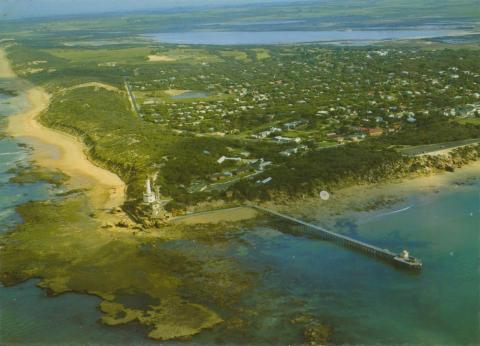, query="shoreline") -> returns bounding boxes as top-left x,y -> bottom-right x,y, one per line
0,48 -> 126,211
264,160 -> 480,222
170,158 -> 479,225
